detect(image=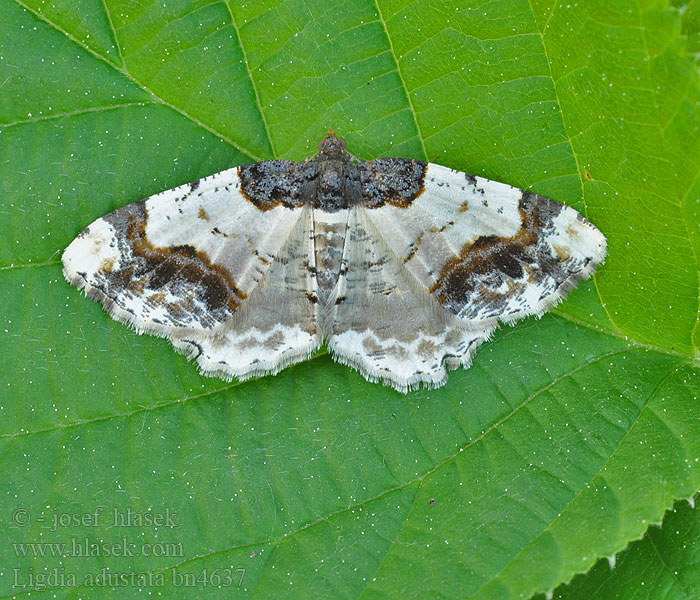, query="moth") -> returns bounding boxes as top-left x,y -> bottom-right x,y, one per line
63,132 -> 606,392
